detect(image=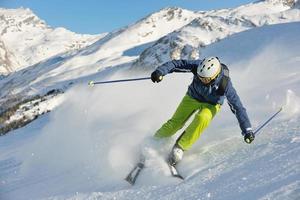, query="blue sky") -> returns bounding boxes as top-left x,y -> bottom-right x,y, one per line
1,0 -> 254,34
